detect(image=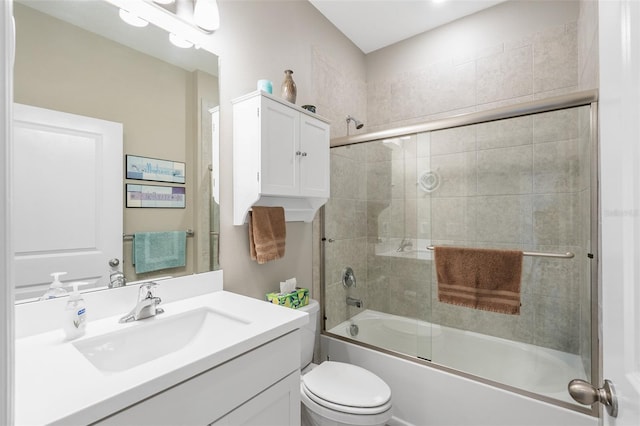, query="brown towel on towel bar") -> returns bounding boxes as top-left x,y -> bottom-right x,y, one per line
249,206 -> 286,264
435,246 -> 523,315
